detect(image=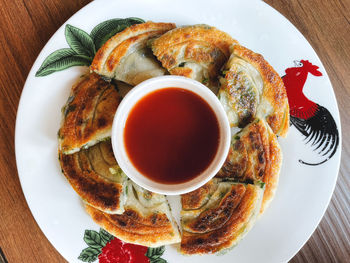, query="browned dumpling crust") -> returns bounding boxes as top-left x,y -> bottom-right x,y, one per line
152,25 -> 238,92
219,44 -> 289,137
181,181 -> 264,254
86,206 -> 180,247
59,140 -> 127,214
261,122 -> 282,213
90,22 -> 175,85
58,73 -> 120,154
181,179 -> 218,210
216,119 -> 282,214
85,181 -> 181,247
